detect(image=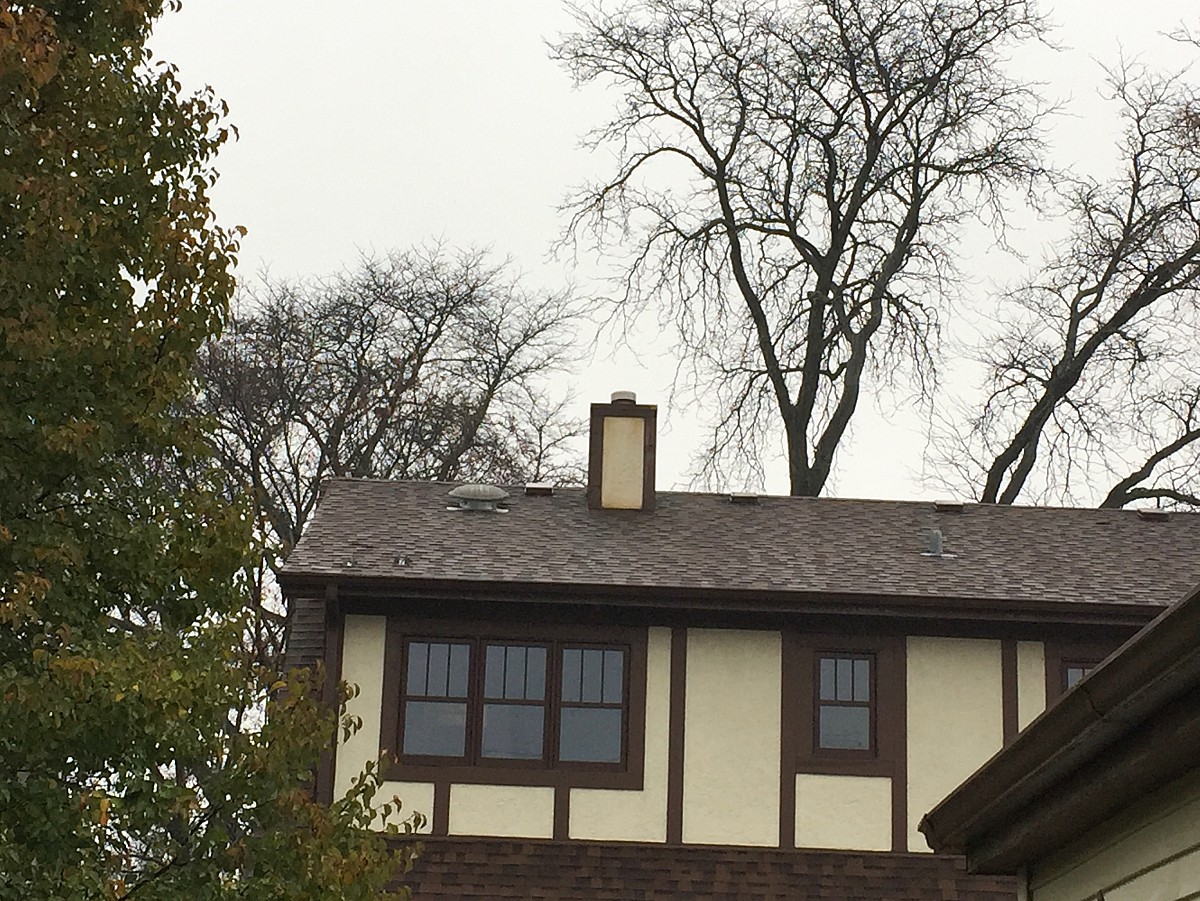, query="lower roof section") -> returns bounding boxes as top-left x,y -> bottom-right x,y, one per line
392,837 -> 1017,900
